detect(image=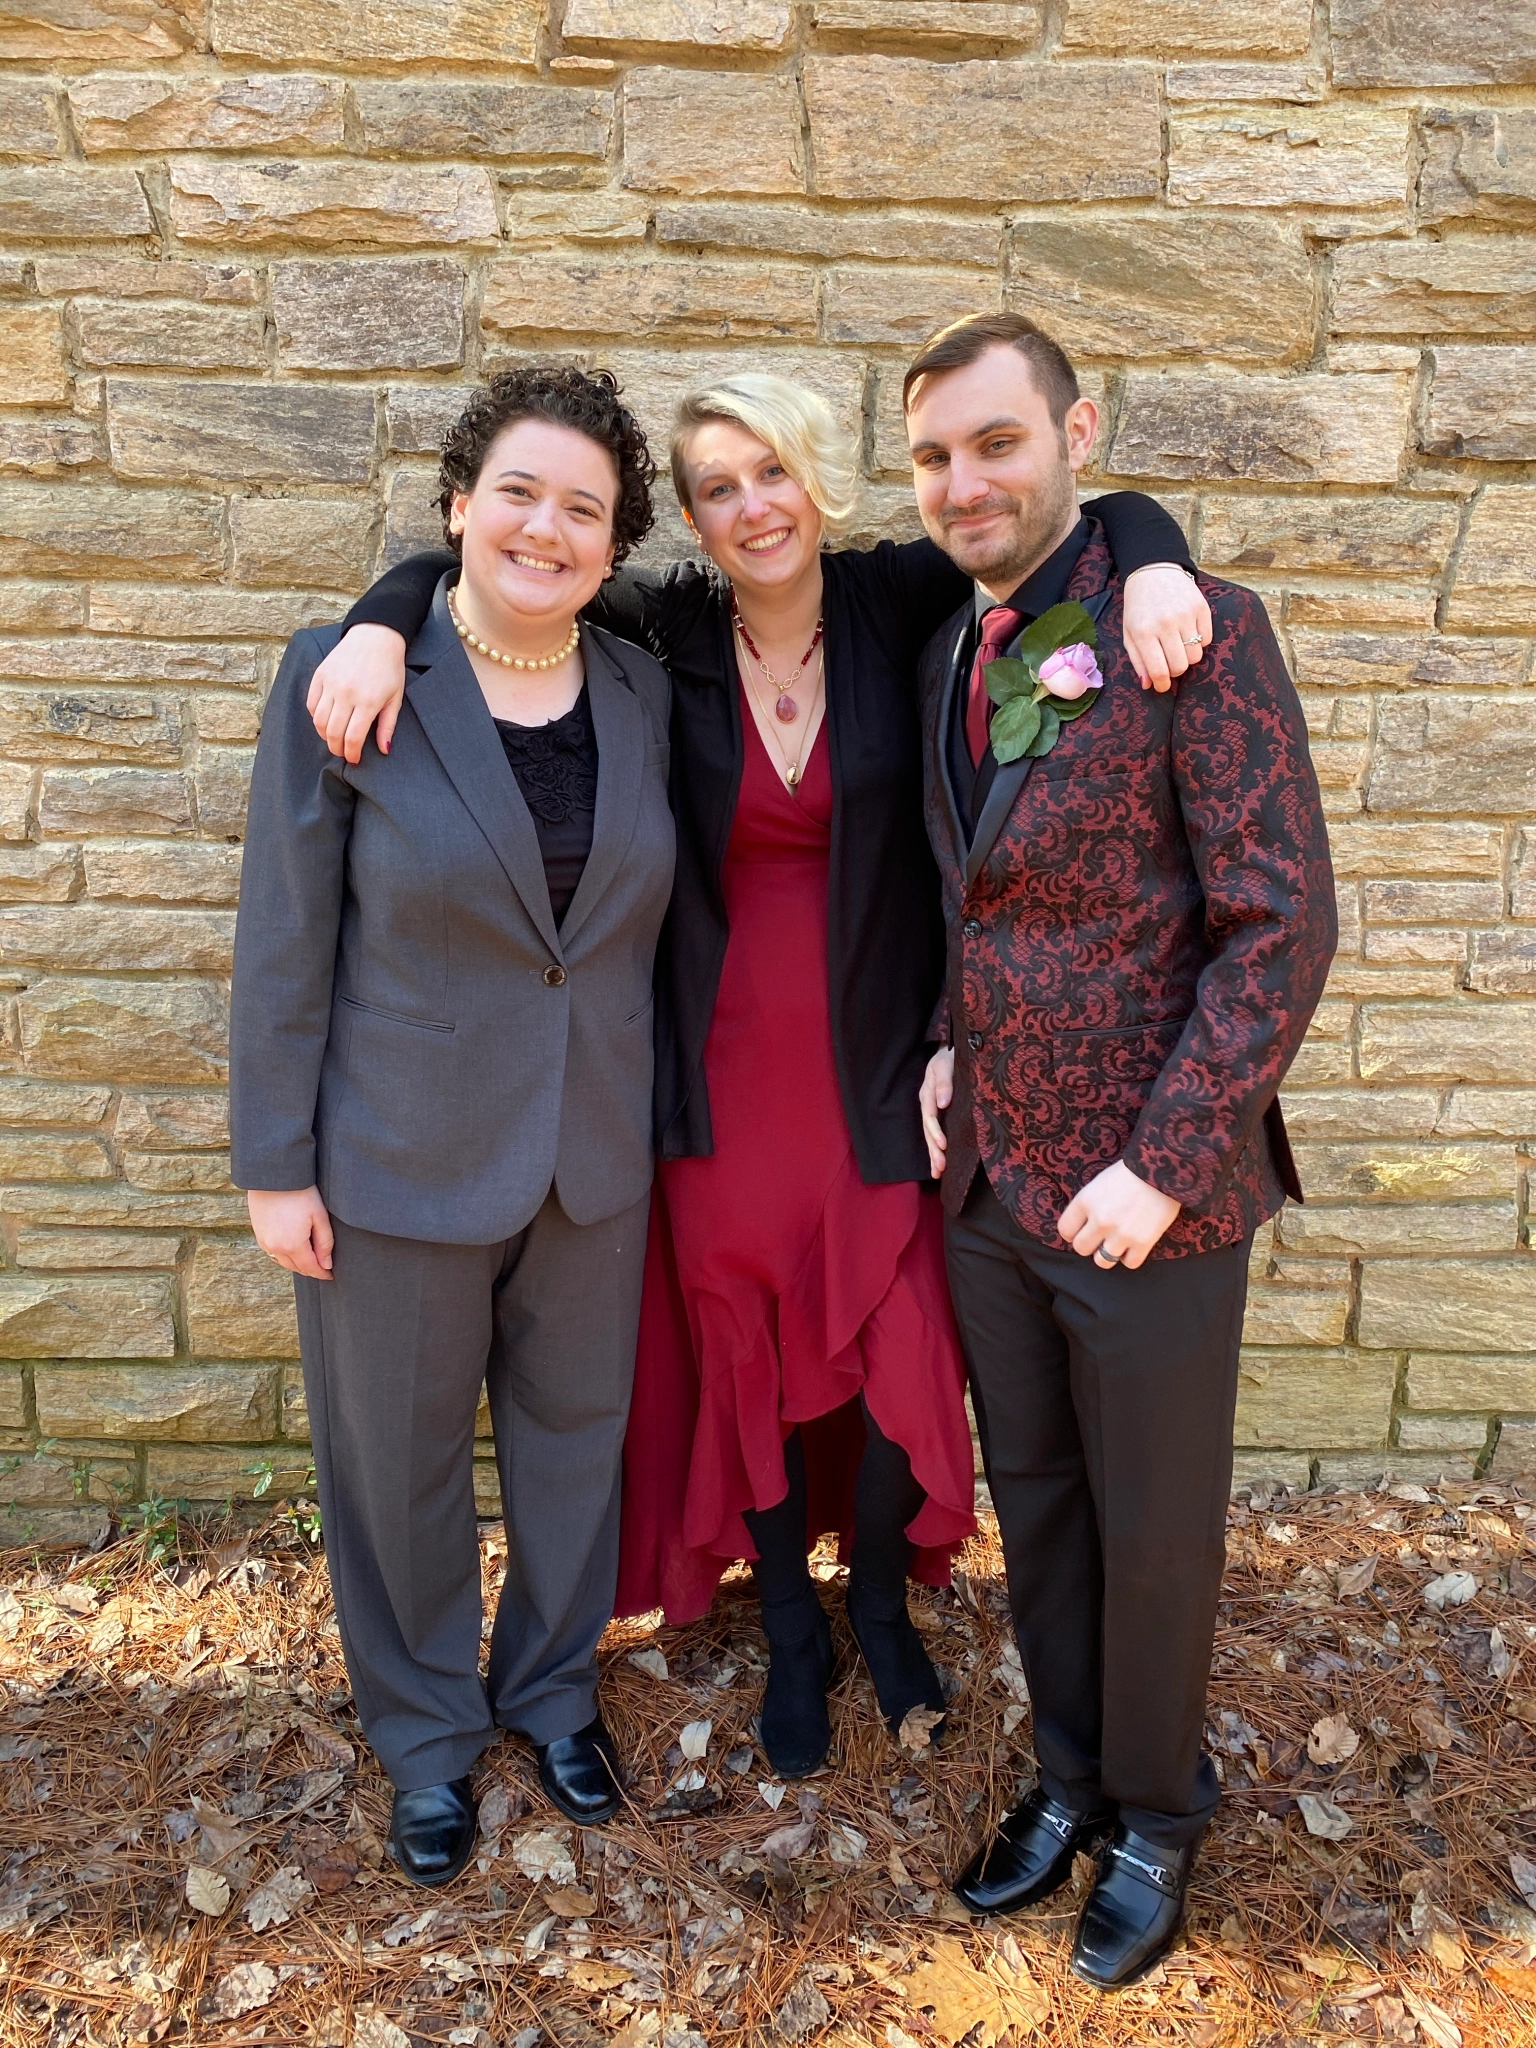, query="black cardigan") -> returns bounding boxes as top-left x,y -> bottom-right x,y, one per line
341,497 -> 1193,1185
